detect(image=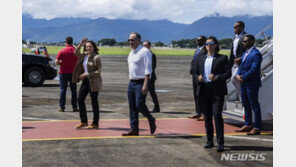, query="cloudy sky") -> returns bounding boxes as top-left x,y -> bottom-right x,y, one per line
22,0 -> 273,24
